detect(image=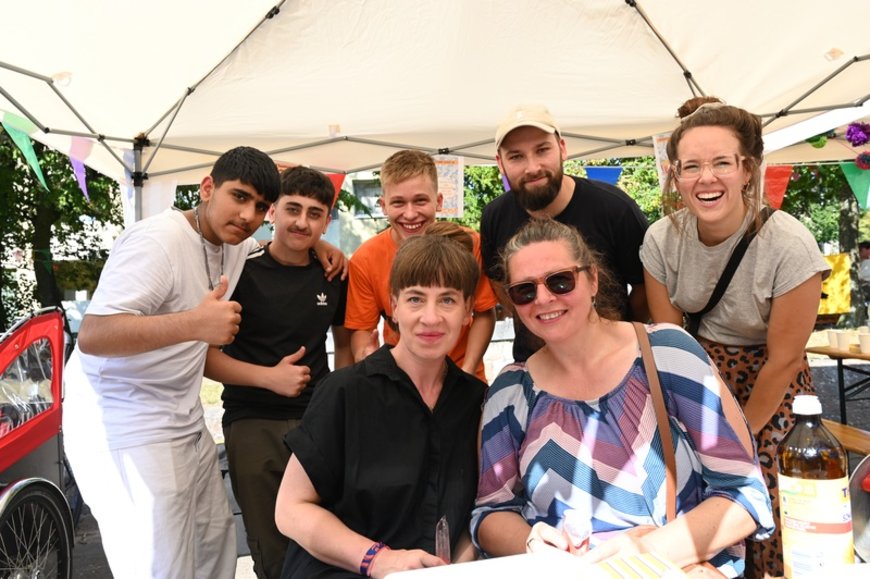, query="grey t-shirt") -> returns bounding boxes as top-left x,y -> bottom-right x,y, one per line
640,209 -> 830,345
